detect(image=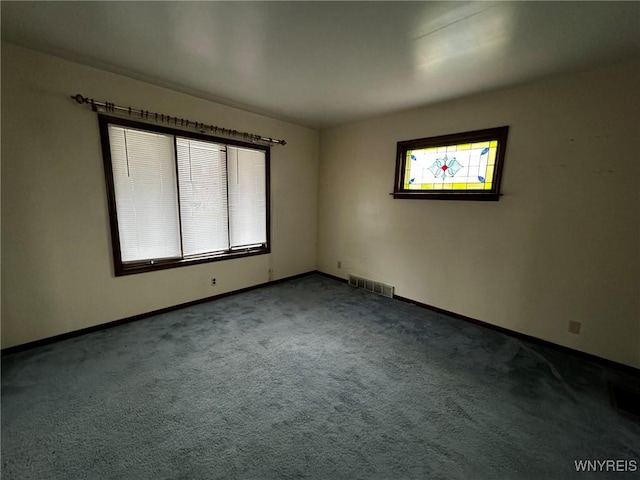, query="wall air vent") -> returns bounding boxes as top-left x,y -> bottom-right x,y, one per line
348,275 -> 394,298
